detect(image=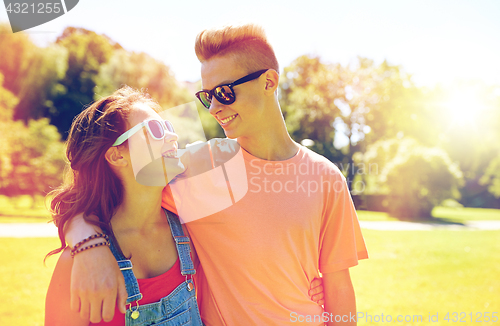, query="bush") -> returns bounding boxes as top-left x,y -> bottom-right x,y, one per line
356,138 -> 464,219
0,118 -> 65,200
